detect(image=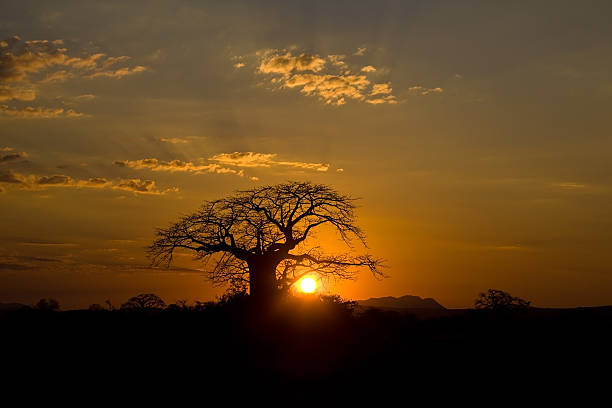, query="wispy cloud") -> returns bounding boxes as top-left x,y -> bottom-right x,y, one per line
159,137 -> 189,144
408,85 -> 443,96
0,35 -> 147,118
552,182 -> 587,190
87,65 -> 147,79
210,152 -> 329,171
73,94 -> 96,101
0,170 -> 176,195
113,158 -> 240,175
114,152 -> 331,181
0,151 -> 27,162
0,104 -> 84,118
